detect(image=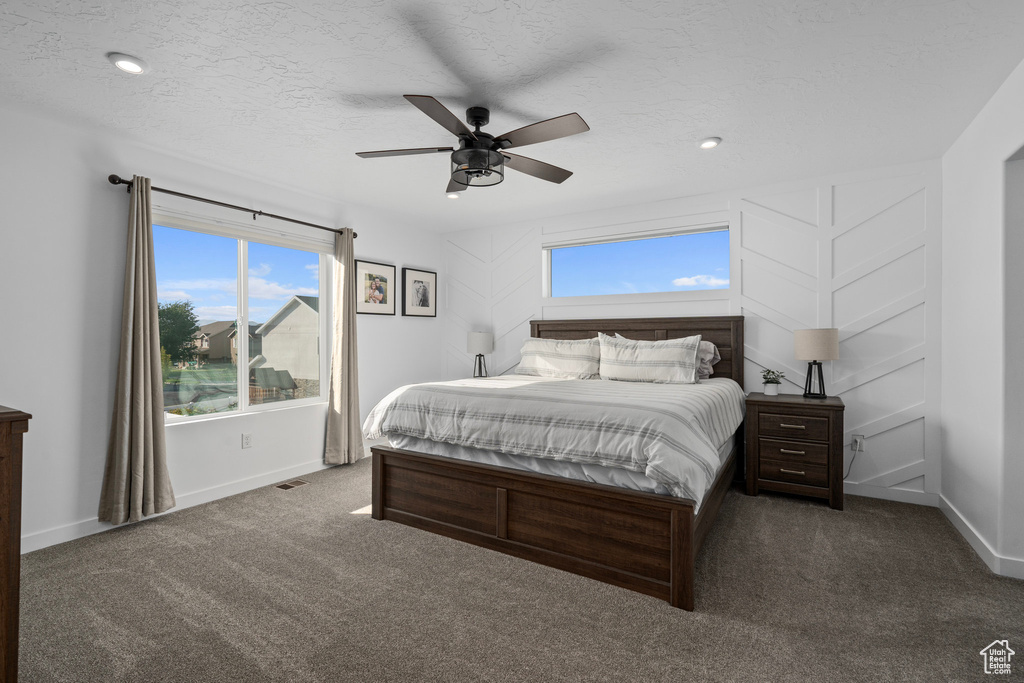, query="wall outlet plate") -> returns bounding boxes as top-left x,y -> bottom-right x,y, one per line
852,434 -> 865,453
242,433 -> 253,449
